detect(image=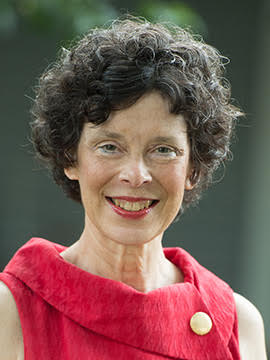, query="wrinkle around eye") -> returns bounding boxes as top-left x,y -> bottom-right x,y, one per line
151,152 -> 177,160
95,143 -> 185,160
96,143 -> 122,155
151,146 -> 185,158
154,147 -> 177,155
